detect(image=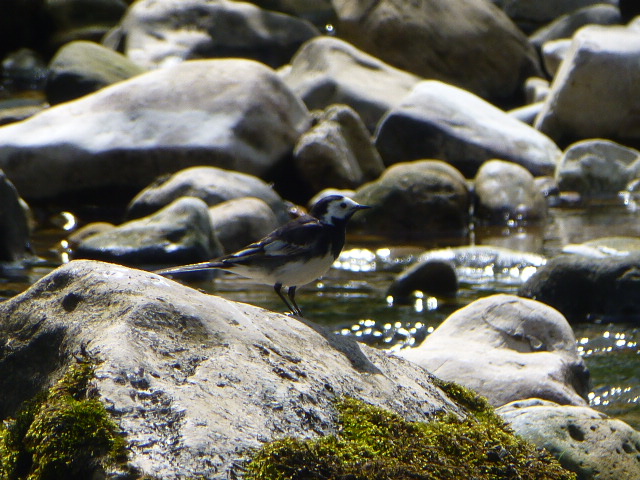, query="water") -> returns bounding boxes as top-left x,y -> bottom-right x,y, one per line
2,199 -> 640,429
